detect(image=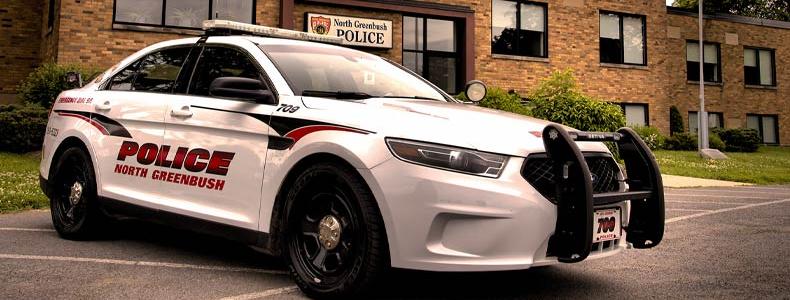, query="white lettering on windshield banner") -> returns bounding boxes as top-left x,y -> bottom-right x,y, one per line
305,13 -> 392,49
